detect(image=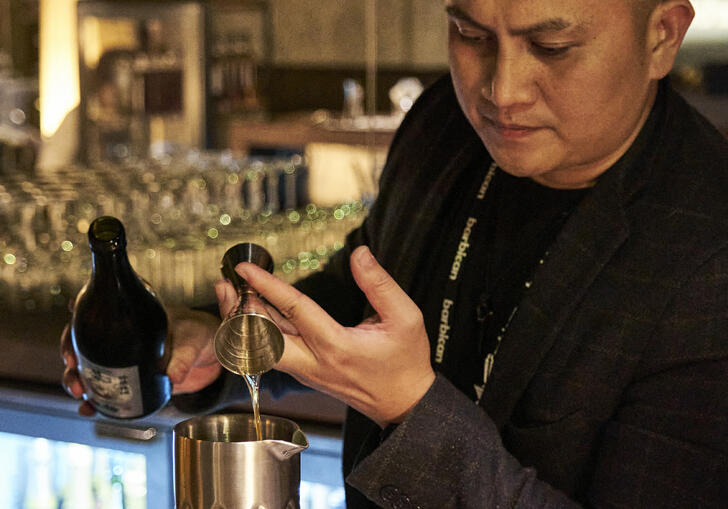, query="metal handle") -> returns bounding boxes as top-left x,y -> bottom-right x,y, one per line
95,422 -> 158,441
